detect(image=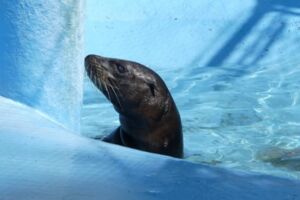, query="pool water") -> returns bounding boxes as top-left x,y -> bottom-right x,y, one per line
81,60 -> 300,180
